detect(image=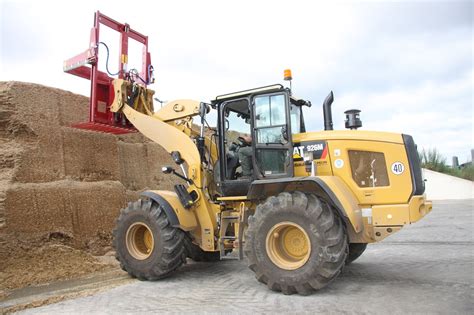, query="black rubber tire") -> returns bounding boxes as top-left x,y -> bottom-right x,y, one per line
183,234 -> 221,262
244,192 -> 348,295
345,243 -> 368,265
113,199 -> 186,280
